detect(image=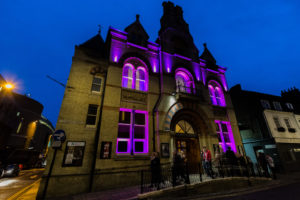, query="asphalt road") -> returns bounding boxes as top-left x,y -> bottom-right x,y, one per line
209,181 -> 300,200
0,168 -> 44,200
